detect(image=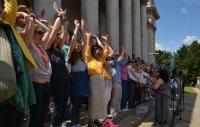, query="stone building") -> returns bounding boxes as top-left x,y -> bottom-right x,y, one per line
25,0 -> 159,64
